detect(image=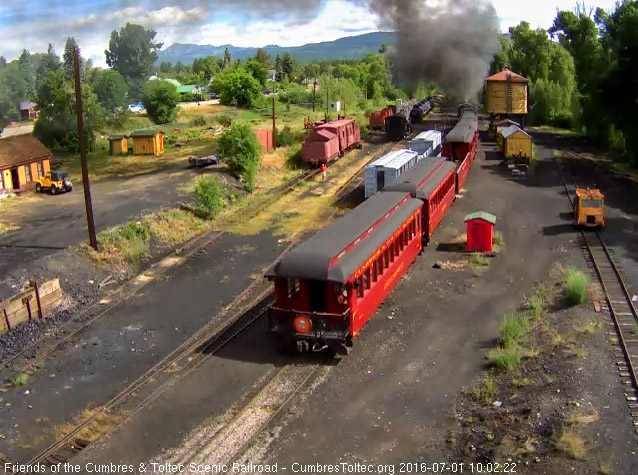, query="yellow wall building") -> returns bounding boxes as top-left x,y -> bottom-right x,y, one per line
499,125 -> 532,159
108,135 -> 129,156
130,130 -> 165,156
0,134 -> 52,192
485,69 -> 528,115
